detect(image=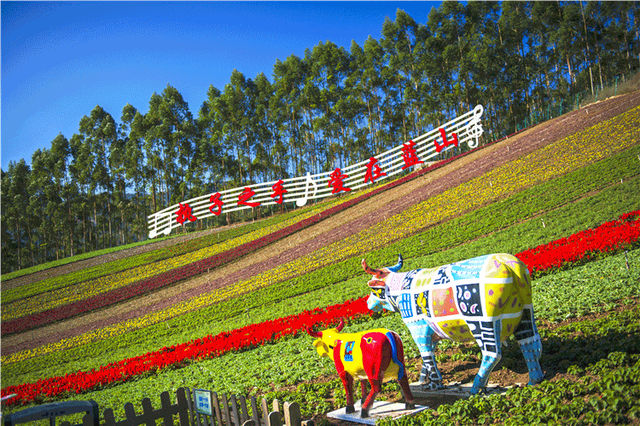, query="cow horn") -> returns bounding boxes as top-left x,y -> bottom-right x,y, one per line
307,326 -> 322,338
387,254 -> 404,273
335,318 -> 345,332
362,258 -> 382,277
